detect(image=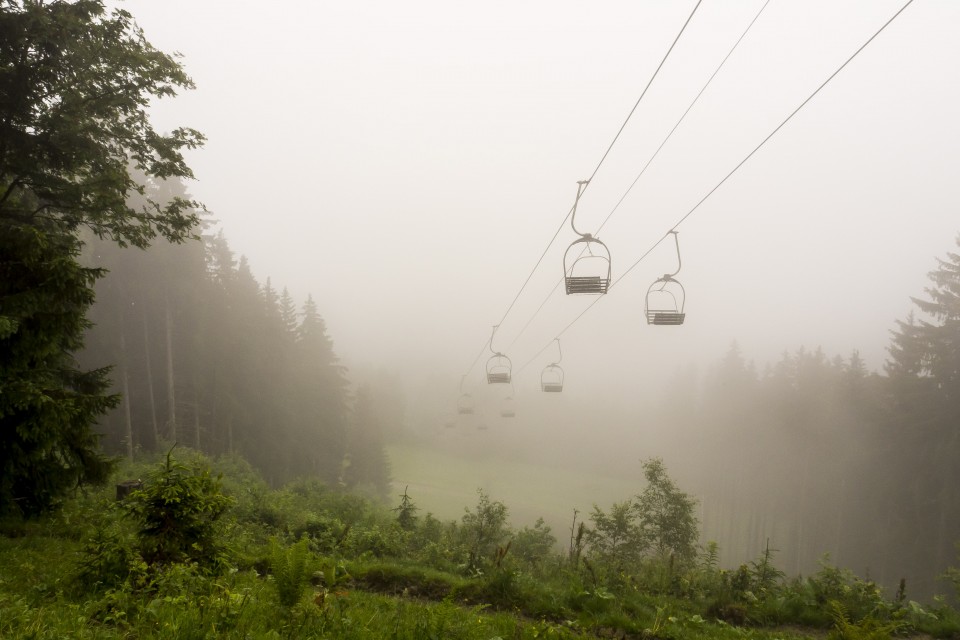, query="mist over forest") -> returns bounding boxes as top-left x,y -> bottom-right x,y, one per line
77,196 -> 960,601
3,1 -> 960,637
